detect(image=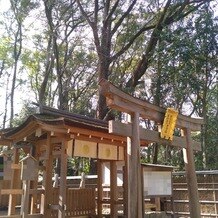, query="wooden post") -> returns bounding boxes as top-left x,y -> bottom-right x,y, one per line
97,160 -> 103,218
110,161 -> 118,218
183,128 -> 201,218
30,145 -> 38,214
170,171 -> 175,217
42,134 -> 53,217
128,112 -> 143,218
8,147 -> 20,216
155,197 -> 161,211
21,180 -> 30,217
58,139 -> 67,218
123,147 -> 129,218
30,180 -> 38,214
212,174 -> 217,215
